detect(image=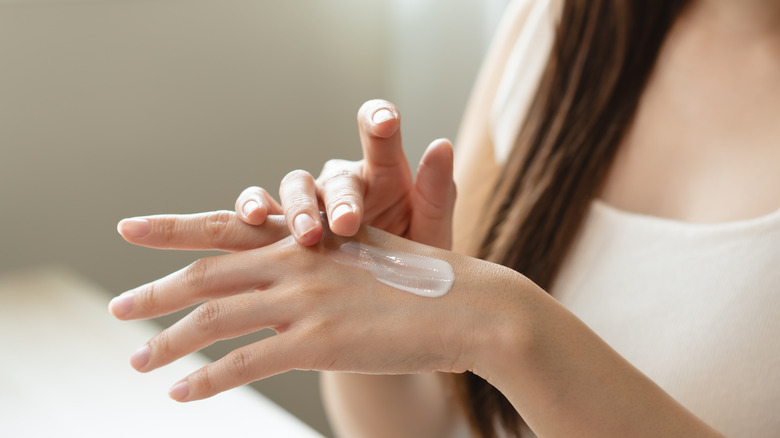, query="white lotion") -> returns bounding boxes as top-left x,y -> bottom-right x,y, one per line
330,242 -> 454,298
